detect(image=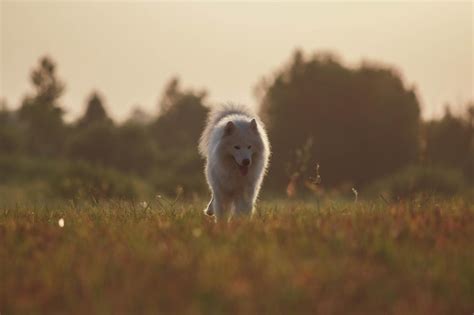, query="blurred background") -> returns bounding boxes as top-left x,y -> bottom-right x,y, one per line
0,1 -> 472,201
